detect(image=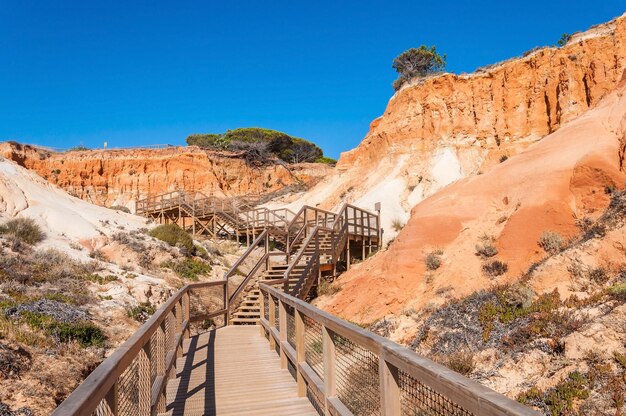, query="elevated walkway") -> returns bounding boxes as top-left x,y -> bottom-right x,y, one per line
163,326 -> 317,415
